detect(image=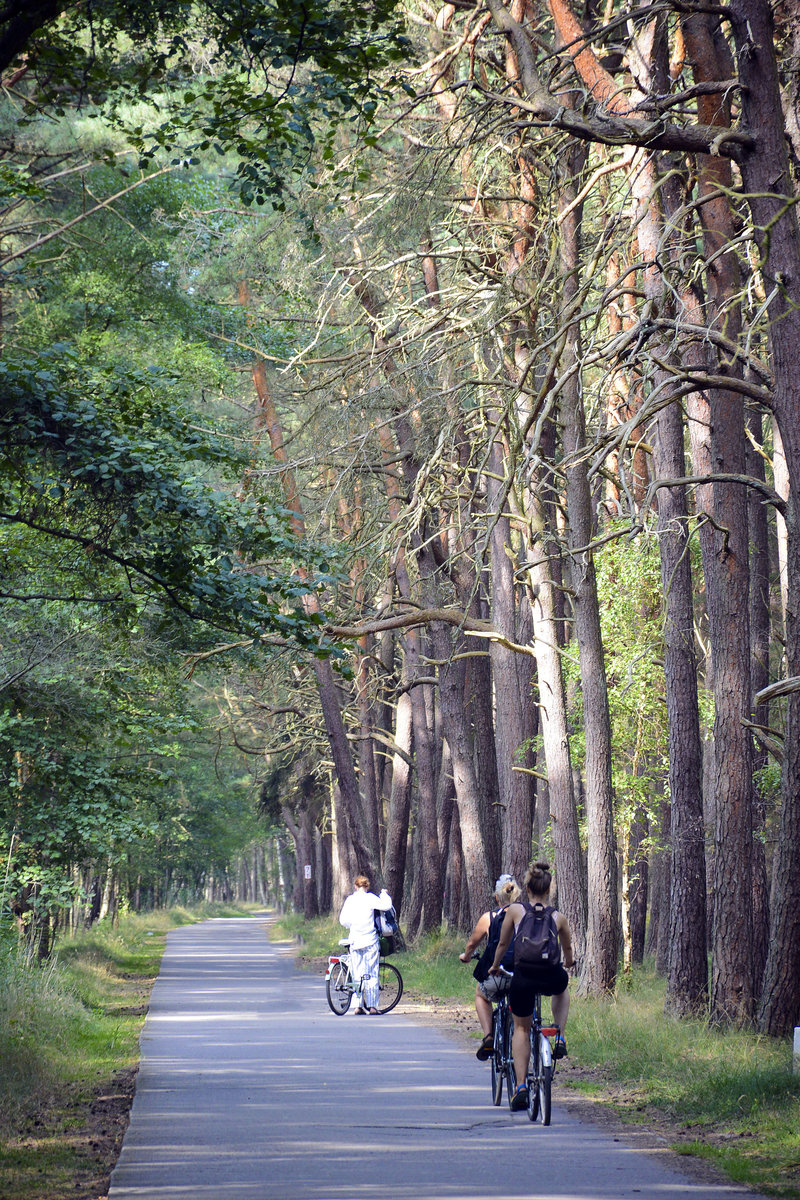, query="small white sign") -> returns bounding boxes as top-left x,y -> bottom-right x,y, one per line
304,864 -> 312,880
